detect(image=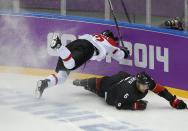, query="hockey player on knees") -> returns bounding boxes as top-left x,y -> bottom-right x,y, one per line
73,72 -> 187,110
35,30 -> 130,98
